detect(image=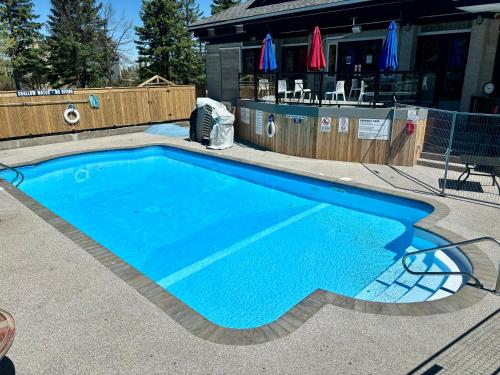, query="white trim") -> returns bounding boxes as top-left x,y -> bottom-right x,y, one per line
326,35 -> 384,42
418,29 -> 471,36
241,45 -> 261,50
